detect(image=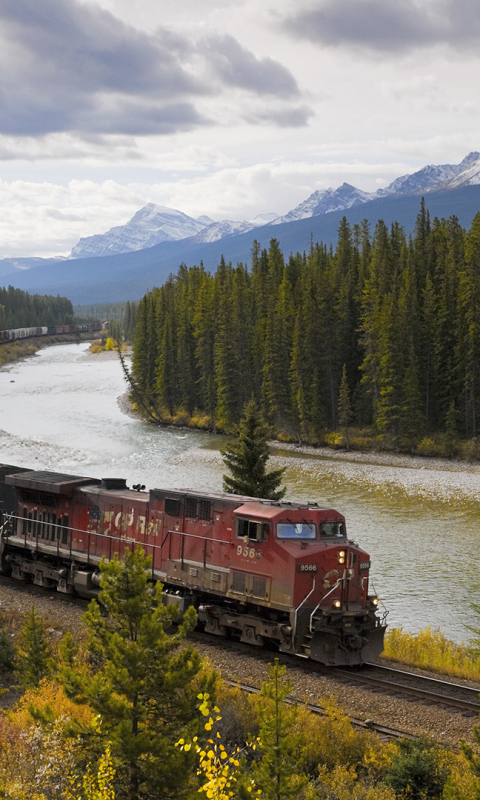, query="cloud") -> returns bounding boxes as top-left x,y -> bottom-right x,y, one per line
282,0 -> 480,55
200,33 -> 299,96
0,0 -> 308,138
244,104 -> 314,127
